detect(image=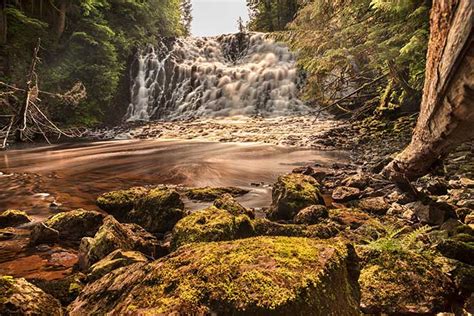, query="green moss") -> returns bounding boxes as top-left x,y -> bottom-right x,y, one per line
88,249 -> 148,281
213,193 -> 255,218
0,210 -> 32,228
96,187 -> 149,219
185,187 -> 249,201
171,207 -> 254,249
